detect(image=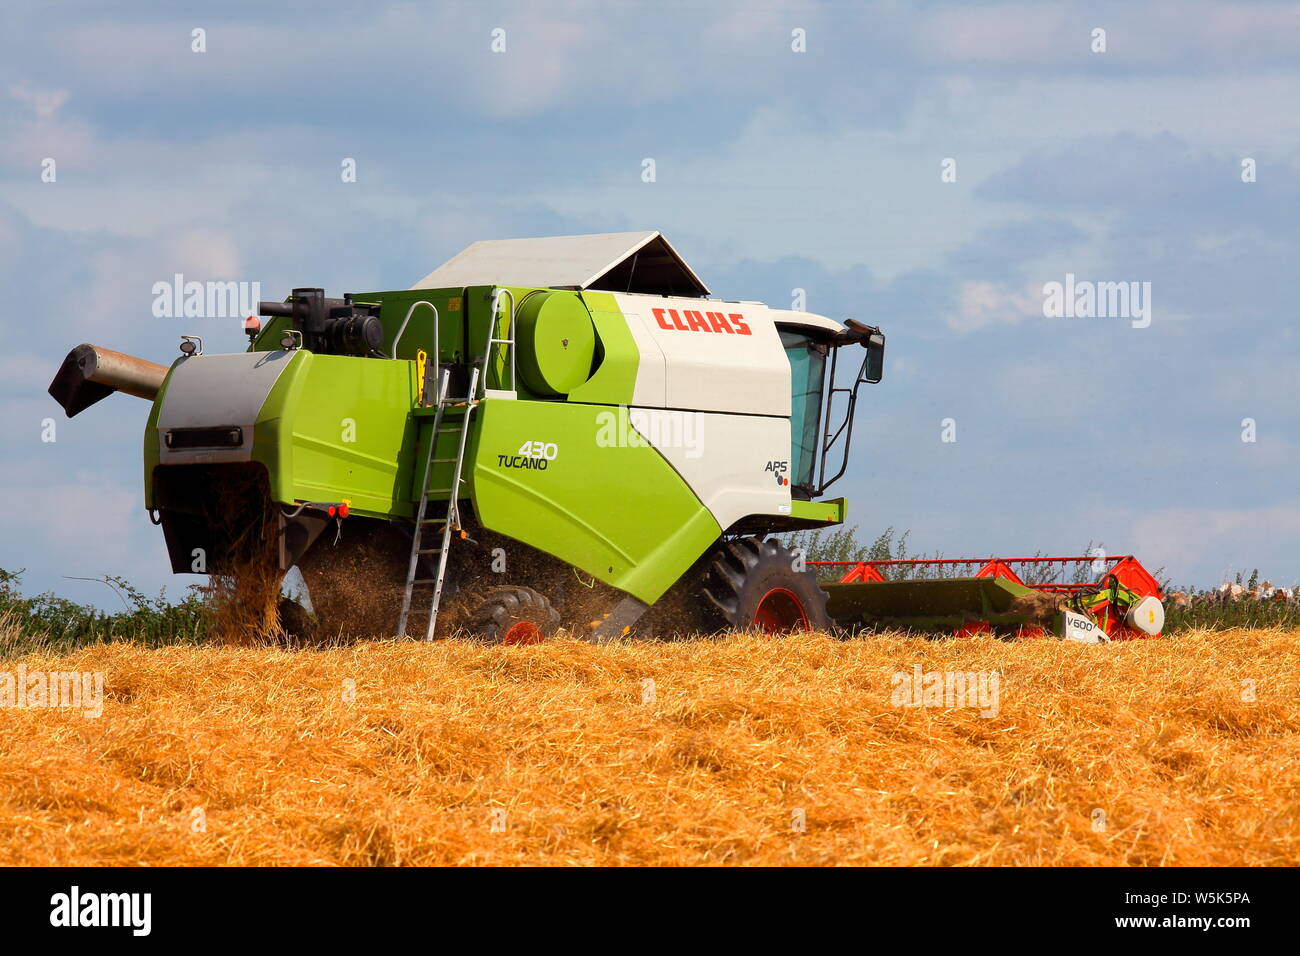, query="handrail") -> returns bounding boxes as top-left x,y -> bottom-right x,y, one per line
814,344 -> 869,496
392,300 -> 439,397
484,288 -> 516,398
